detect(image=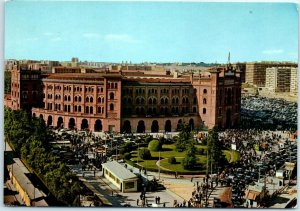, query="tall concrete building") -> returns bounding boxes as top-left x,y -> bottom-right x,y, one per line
245,62 -> 297,87
265,67 -> 291,93
290,68 -> 298,95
